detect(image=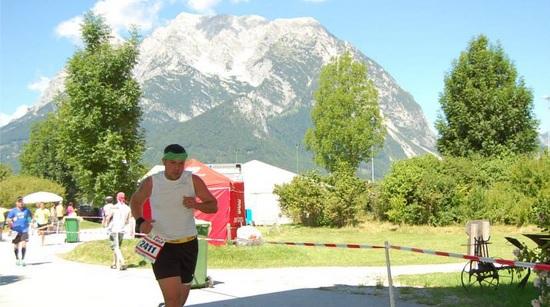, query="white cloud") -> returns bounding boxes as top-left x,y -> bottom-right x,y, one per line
93,0 -> 163,33
230,0 -> 250,3
56,0 -> 164,42
0,105 -> 30,127
543,95 -> 550,101
187,0 -> 222,14
27,76 -> 52,95
55,16 -> 84,44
